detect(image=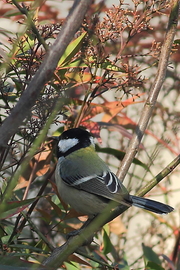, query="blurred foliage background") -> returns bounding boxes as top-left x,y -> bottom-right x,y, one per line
0,0 -> 180,269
